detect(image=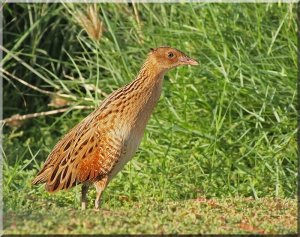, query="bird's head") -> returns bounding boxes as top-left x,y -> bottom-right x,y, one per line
148,46 -> 199,71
